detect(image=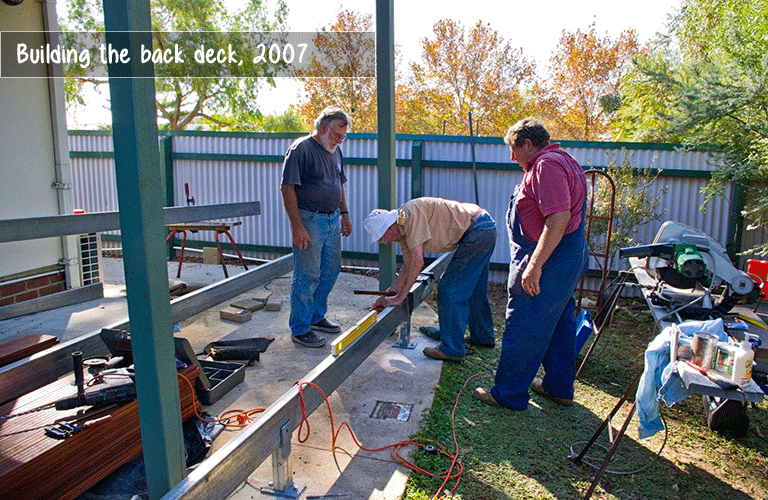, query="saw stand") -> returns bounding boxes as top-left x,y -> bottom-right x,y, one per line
259,421 -> 306,498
